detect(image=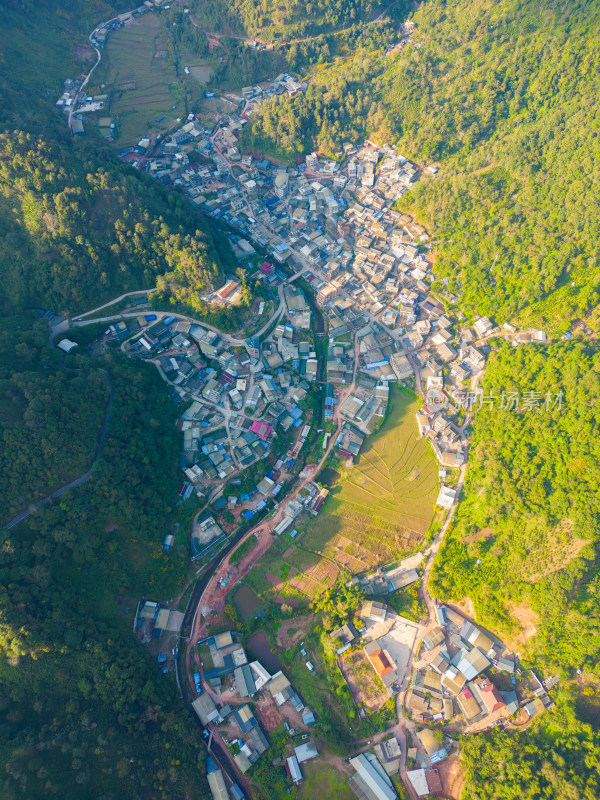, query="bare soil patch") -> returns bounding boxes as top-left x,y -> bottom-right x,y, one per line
339,651 -> 389,713
455,597 -> 476,618
276,614 -> 313,649
504,600 -> 539,649
464,526 -> 494,544
74,45 -> 95,62
435,755 -> 466,800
